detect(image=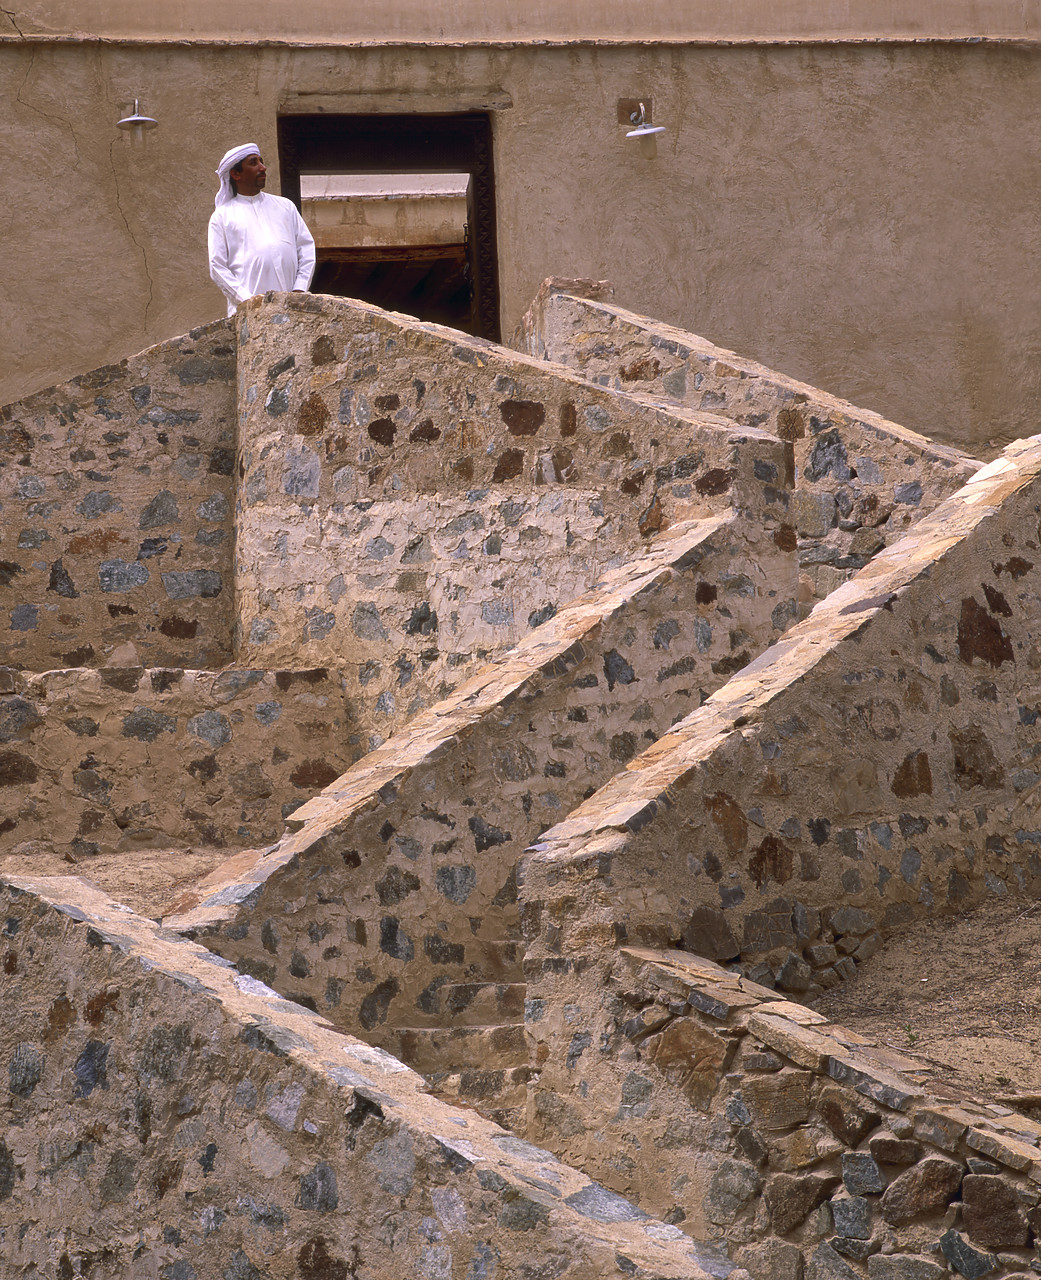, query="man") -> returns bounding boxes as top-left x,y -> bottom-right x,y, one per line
208,143 -> 316,315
